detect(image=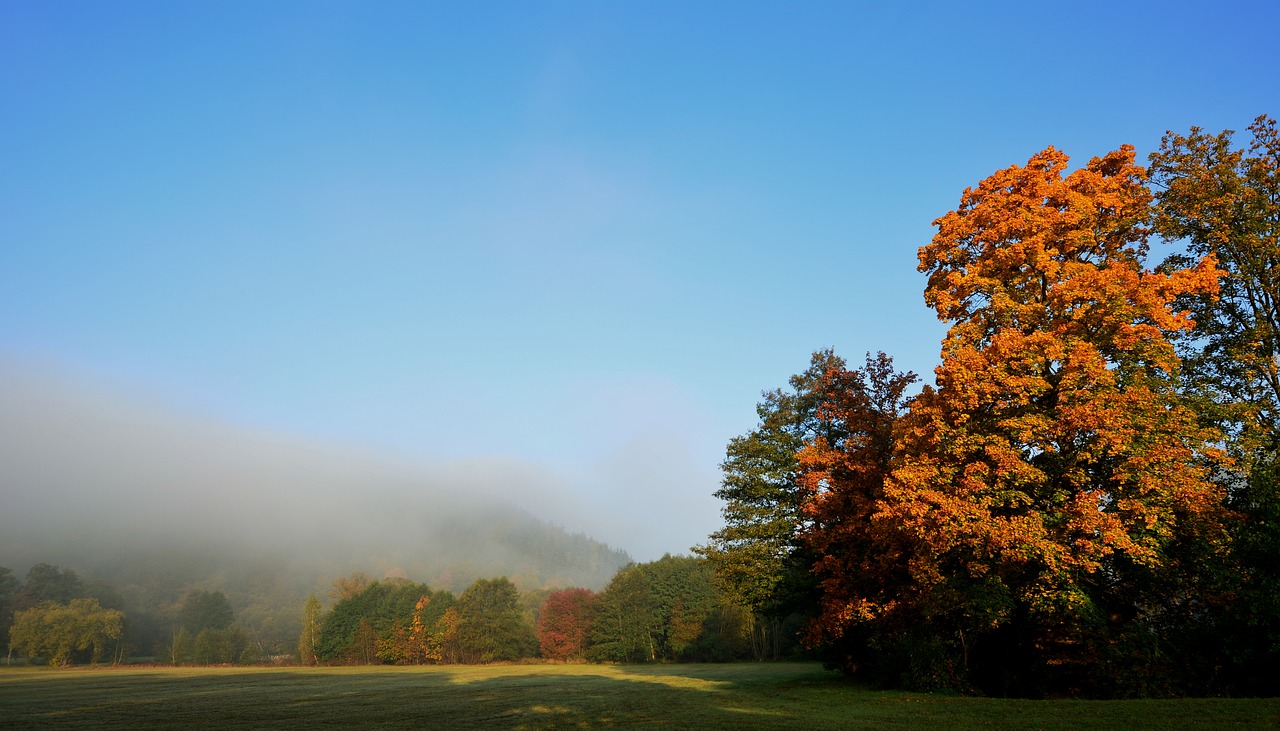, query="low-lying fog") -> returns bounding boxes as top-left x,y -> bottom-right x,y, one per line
0,359 -> 719,577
